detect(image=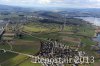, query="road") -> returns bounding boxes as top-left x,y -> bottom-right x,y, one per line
0,23 -> 9,39
21,32 -> 65,66
0,23 -> 65,66
0,48 -> 36,58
